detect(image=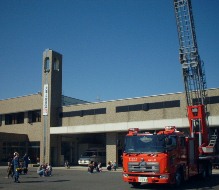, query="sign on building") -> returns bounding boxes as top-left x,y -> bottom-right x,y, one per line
43,84 -> 49,116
